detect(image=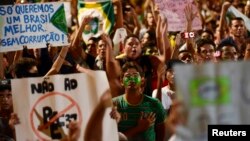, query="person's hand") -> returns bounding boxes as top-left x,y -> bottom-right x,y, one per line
110,101 -> 121,123
136,112 -> 156,132
67,121 -> 80,141
156,14 -> 167,38
101,34 -> 112,49
222,1 -> 231,11
167,91 -> 176,100
81,16 -> 93,25
81,11 -> 95,27
184,4 -> 198,23
9,113 -> 20,130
